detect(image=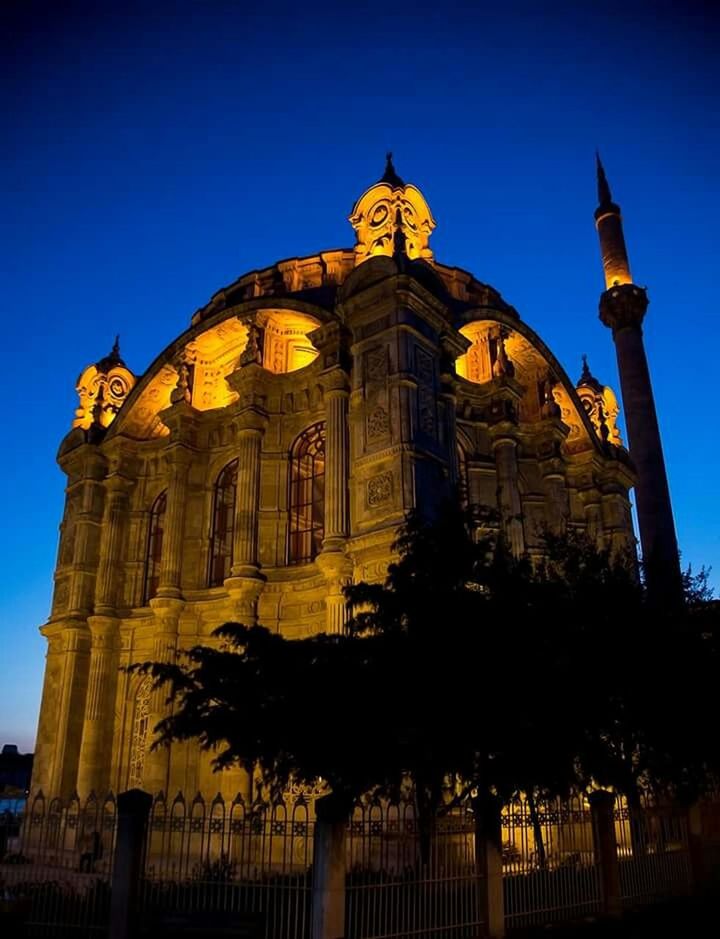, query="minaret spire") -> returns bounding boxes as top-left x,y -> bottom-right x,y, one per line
595,151 -> 613,206
594,154 -> 631,287
595,157 -> 683,608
